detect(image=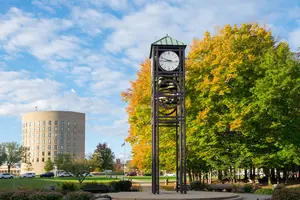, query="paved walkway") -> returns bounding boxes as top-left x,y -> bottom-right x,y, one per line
238,193 -> 271,200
